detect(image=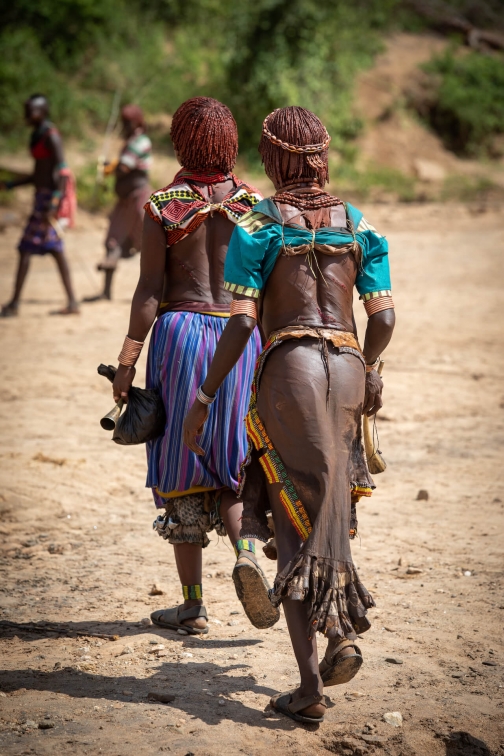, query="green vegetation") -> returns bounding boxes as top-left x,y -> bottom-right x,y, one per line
1,0 -> 503,202
76,162 -> 117,214
0,0 -> 395,159
440,174 -> 501,202
420,50 -> 504,156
